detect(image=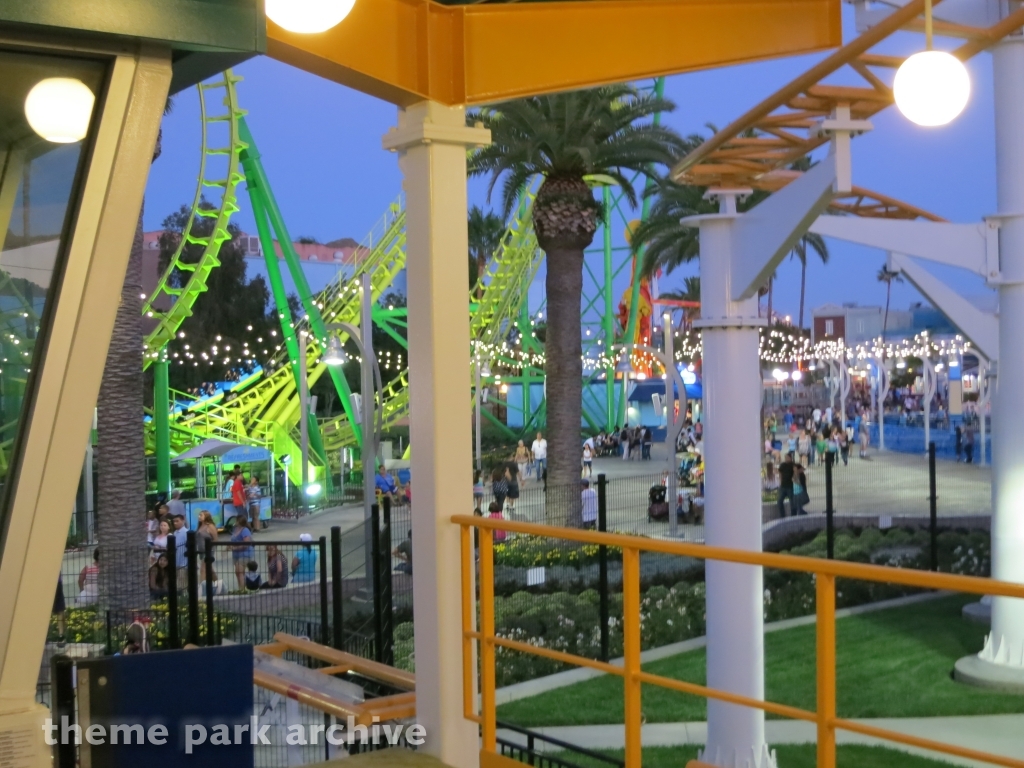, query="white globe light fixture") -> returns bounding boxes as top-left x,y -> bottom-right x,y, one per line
894,50 -> 970,127
24,78 -> 95,143
893,0 -> 970,127
266,0 -> 356,33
